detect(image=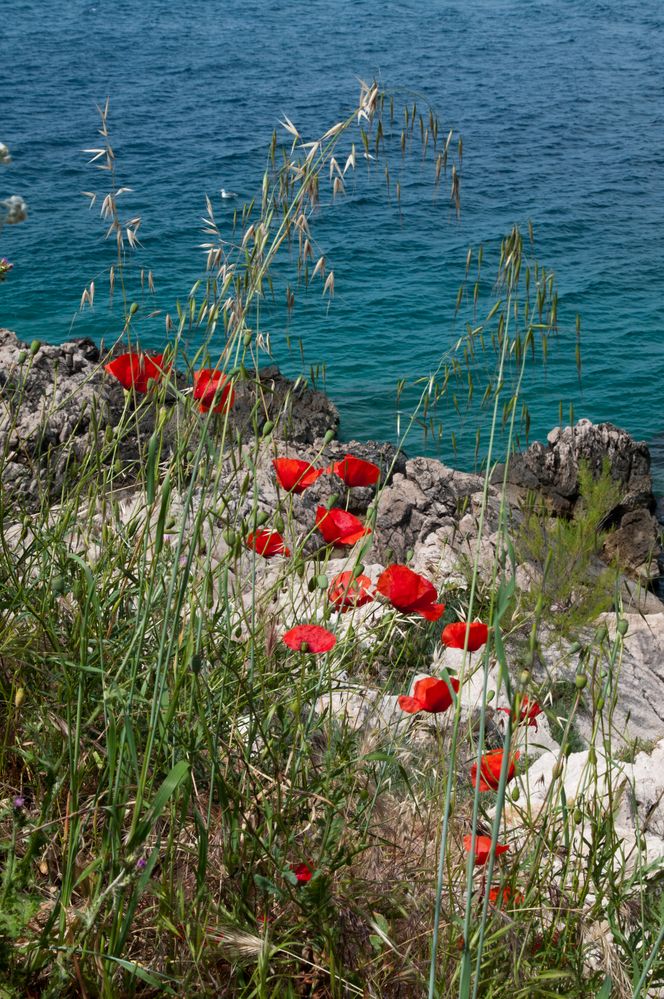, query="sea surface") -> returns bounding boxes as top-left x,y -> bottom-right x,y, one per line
2,0 -> 664,488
